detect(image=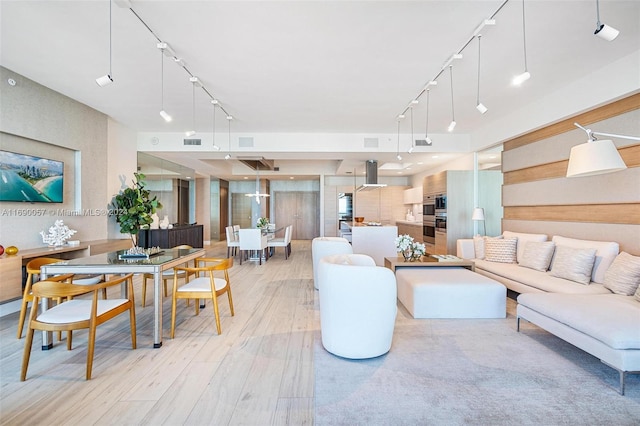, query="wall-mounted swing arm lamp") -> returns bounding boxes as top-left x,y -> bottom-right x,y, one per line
566,122 -> 638,178
96,0 -> 114,86
594,0 -> 619,41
